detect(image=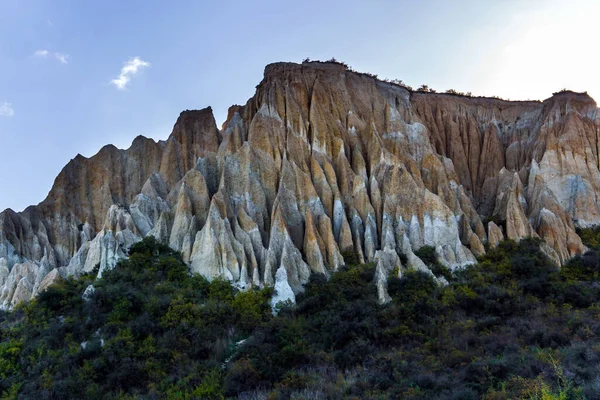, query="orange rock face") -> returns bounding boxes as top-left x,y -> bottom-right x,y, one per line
1,62 -> 598,307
